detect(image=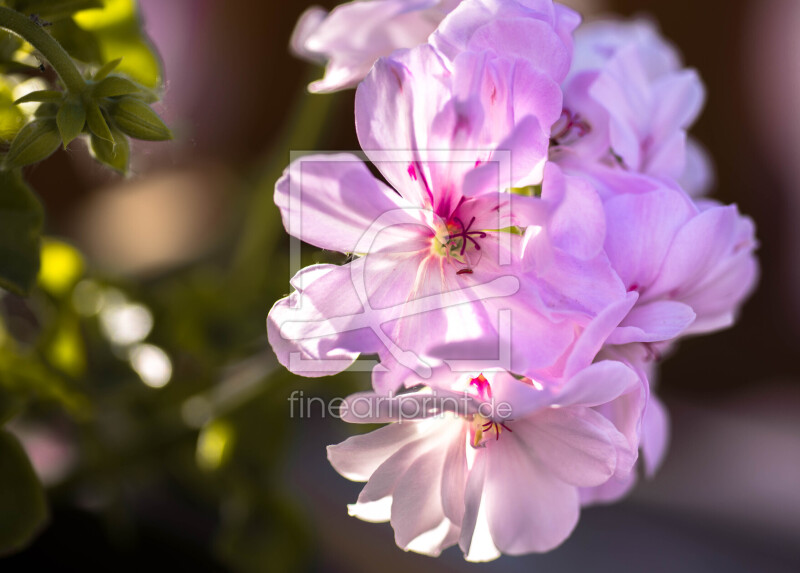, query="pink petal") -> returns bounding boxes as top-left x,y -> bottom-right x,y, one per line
604,187 -> 696,292
484,432 -> 580,554
516,407 -> 619,487
555,361 -> 641,409
275,153 -> 425,253
608,300 -> 696,345
327,422 -> 426,481
642,394 -> 670,476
